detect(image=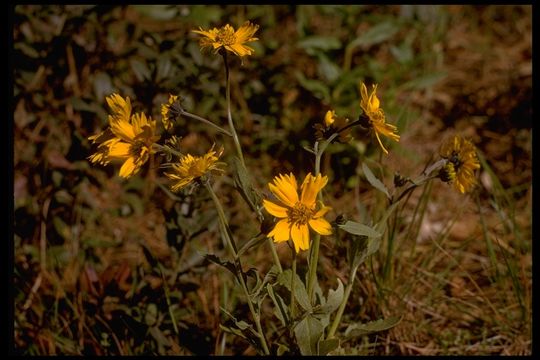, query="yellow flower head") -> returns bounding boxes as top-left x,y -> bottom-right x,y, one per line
263,173 -> 332,253
164,146 -> 225,192
324,110 -> 336,127
439,135 -> 481,193
88,93 -> 160,178
161,94 -> 181,131
359,82 -> 400,154
192,21 -> 259,57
